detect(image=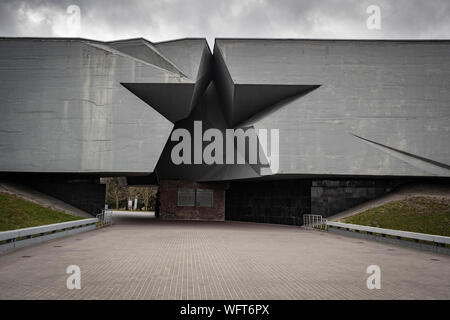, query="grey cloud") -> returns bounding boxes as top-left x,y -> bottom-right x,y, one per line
0,0 -> 448,45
